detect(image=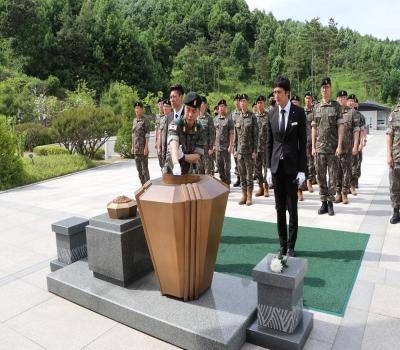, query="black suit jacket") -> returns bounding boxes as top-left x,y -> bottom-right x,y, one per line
266,104 -> 307,175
